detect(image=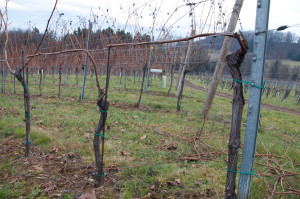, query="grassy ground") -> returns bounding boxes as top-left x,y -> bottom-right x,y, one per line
266,59 -> 300,68
0,73 -> 299,198
187,77 -> 300,111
